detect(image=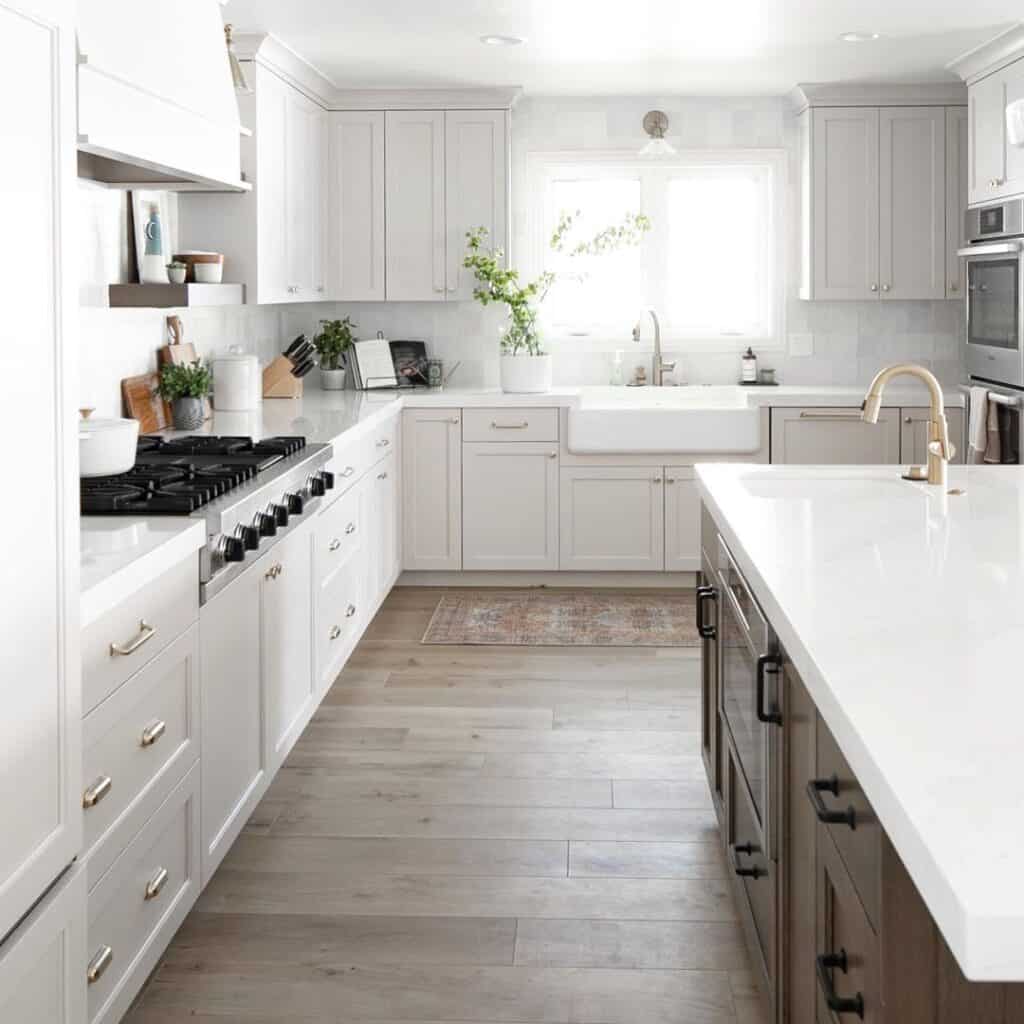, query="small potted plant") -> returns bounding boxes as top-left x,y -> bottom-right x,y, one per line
313,316 -> 356,390
166,260 -> 188,285
157,360 -> 212,430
